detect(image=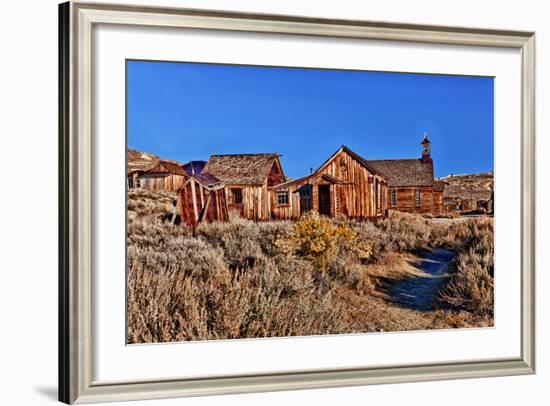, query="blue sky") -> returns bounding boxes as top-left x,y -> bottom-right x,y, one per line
127,60 -> 494,178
